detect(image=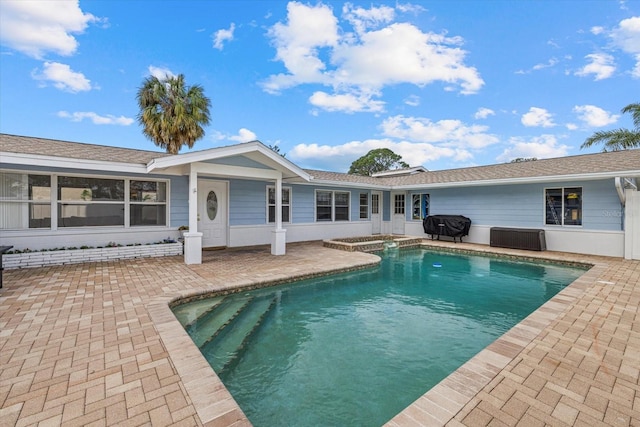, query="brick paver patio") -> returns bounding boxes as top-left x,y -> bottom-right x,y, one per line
1,240 -> 639,426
